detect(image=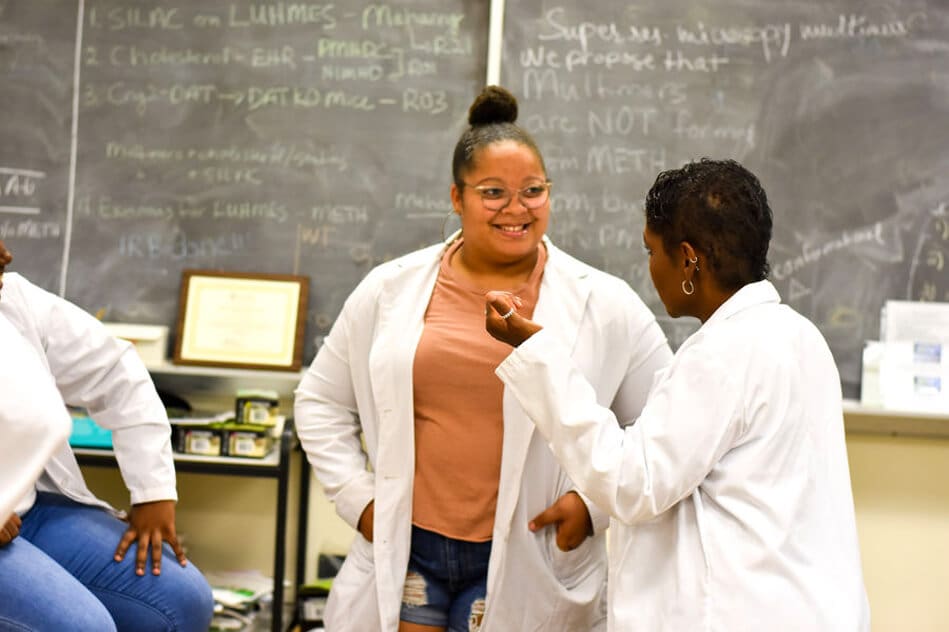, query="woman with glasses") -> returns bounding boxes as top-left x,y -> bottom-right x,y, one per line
485,159 -> 870,630
295,85 -> 672,632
